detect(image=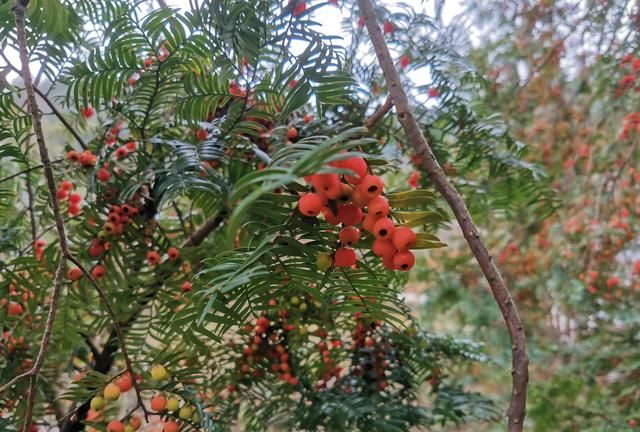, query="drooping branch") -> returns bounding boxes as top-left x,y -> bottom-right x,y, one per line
357,1 -> 529,431
8,3 -> 144,430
